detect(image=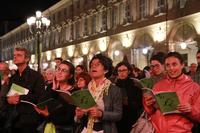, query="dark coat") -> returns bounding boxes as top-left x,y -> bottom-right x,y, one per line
115,77 -> 143,133
7,66 -> 46,129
